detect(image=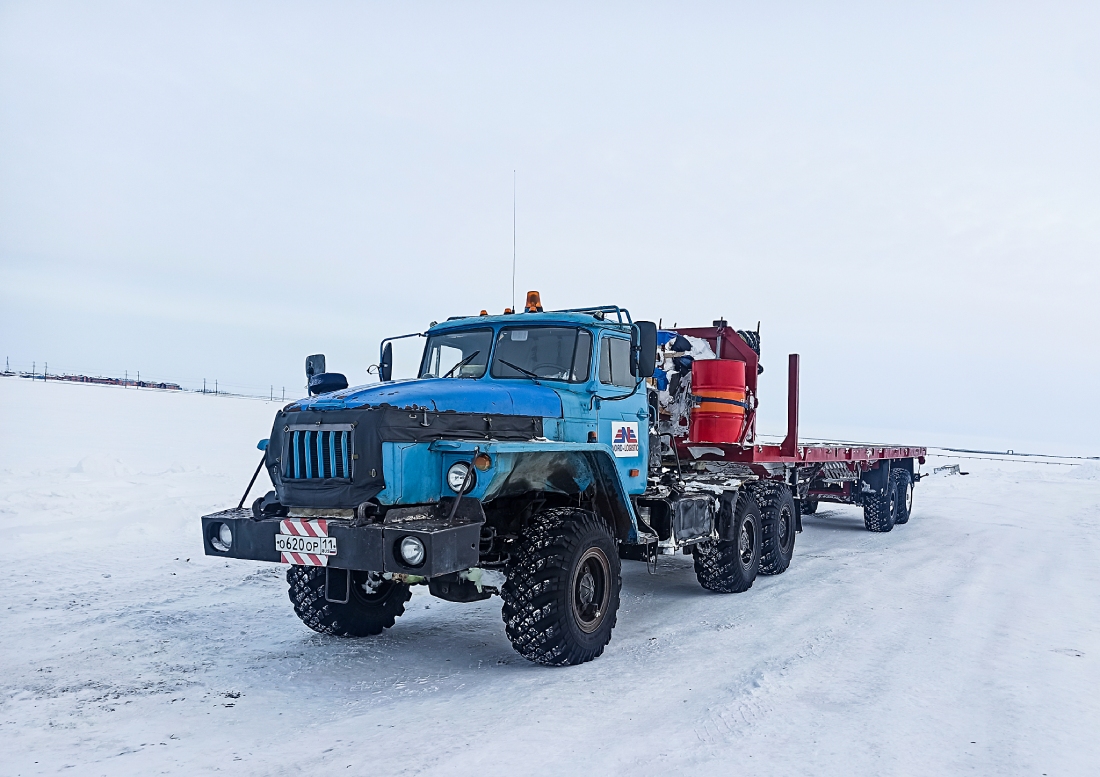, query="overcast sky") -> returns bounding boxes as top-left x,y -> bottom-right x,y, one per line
2,1 -> 1098,453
